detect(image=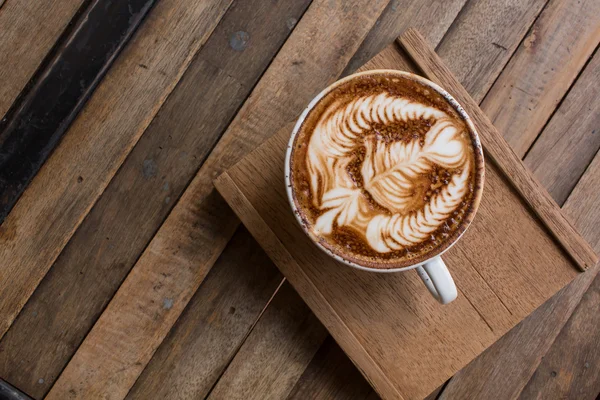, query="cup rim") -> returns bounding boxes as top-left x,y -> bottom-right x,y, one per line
284,69 -> 485,273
